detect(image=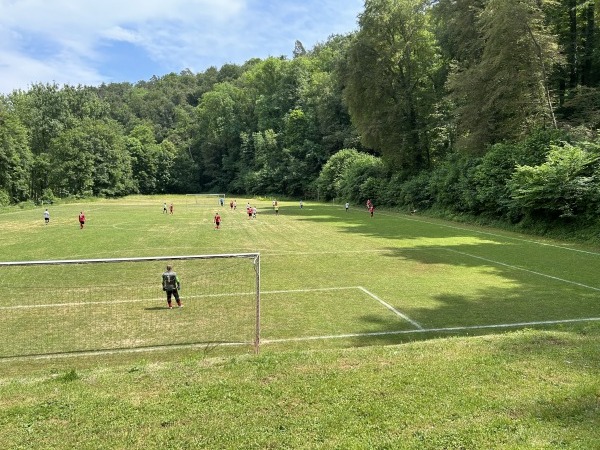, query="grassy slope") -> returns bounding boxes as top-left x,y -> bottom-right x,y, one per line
0,325 -> 598,449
